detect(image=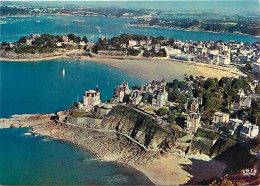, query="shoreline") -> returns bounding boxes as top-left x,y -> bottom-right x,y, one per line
0,55 -> 63,62
0,55 -> 245,81
126,24 -> 260,38
0,113 -> 225,185
1,15 -> 259,38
